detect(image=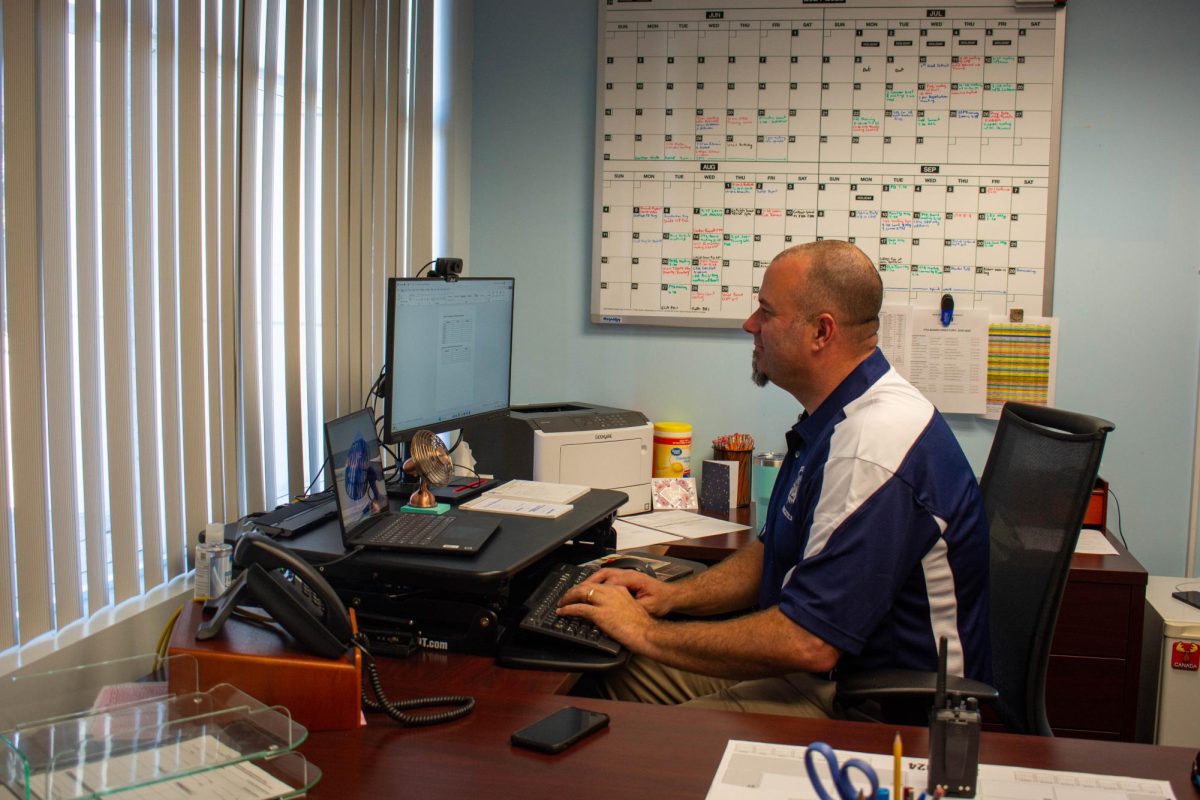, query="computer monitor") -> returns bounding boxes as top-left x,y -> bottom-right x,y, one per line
383,276 -> 515,445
